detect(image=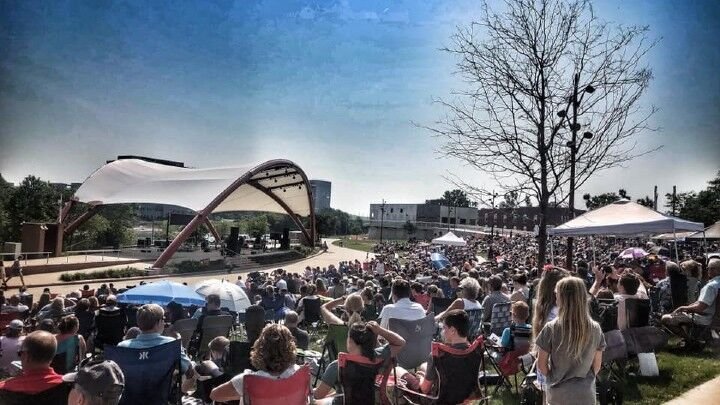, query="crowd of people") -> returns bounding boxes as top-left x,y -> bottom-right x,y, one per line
0,233 -> 718,404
